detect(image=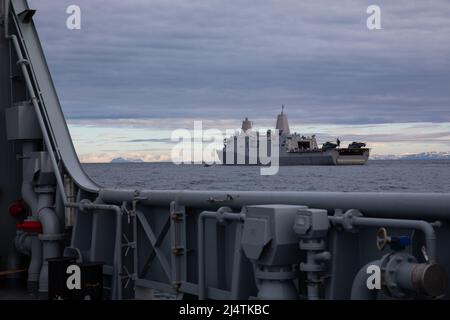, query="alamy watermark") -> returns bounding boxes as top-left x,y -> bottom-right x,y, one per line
367,5 -> 381,30
64,4 -> 380,31
366,264 -> 381,290
66,5 -> 81,30
66,264 -> 81,290
170,121 -> 280,175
